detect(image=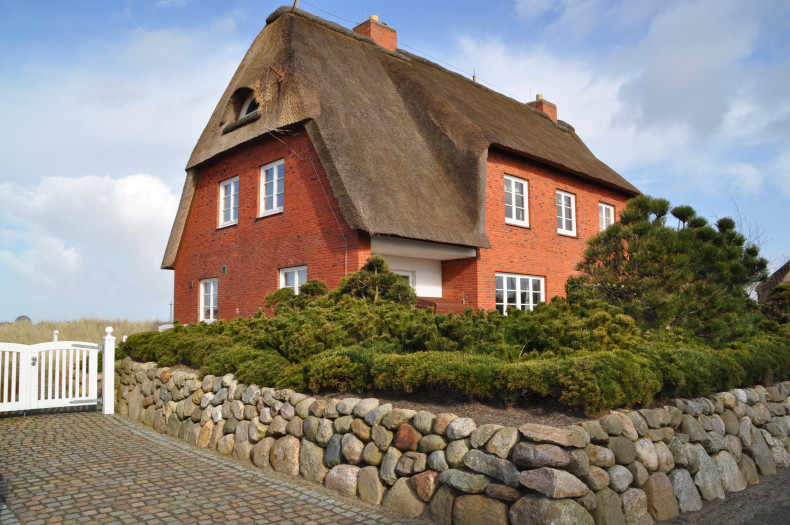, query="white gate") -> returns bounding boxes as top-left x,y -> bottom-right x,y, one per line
0,341 -> 100,412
